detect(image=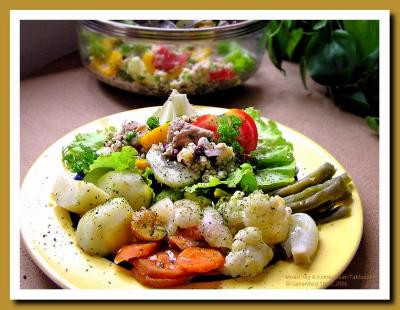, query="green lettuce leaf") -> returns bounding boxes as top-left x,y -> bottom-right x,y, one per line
255,161 -> 296,192
185,163 -> 256,194
245,107 -> 294,168
245,107 -> 296,192
89,146 -> 139,172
